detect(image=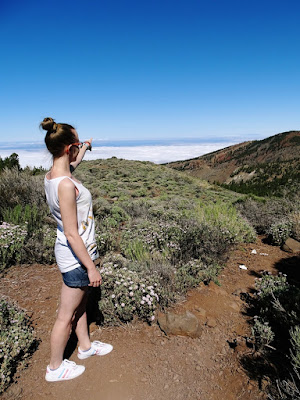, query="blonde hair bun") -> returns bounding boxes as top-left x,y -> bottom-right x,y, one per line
40,117 -> 57,133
